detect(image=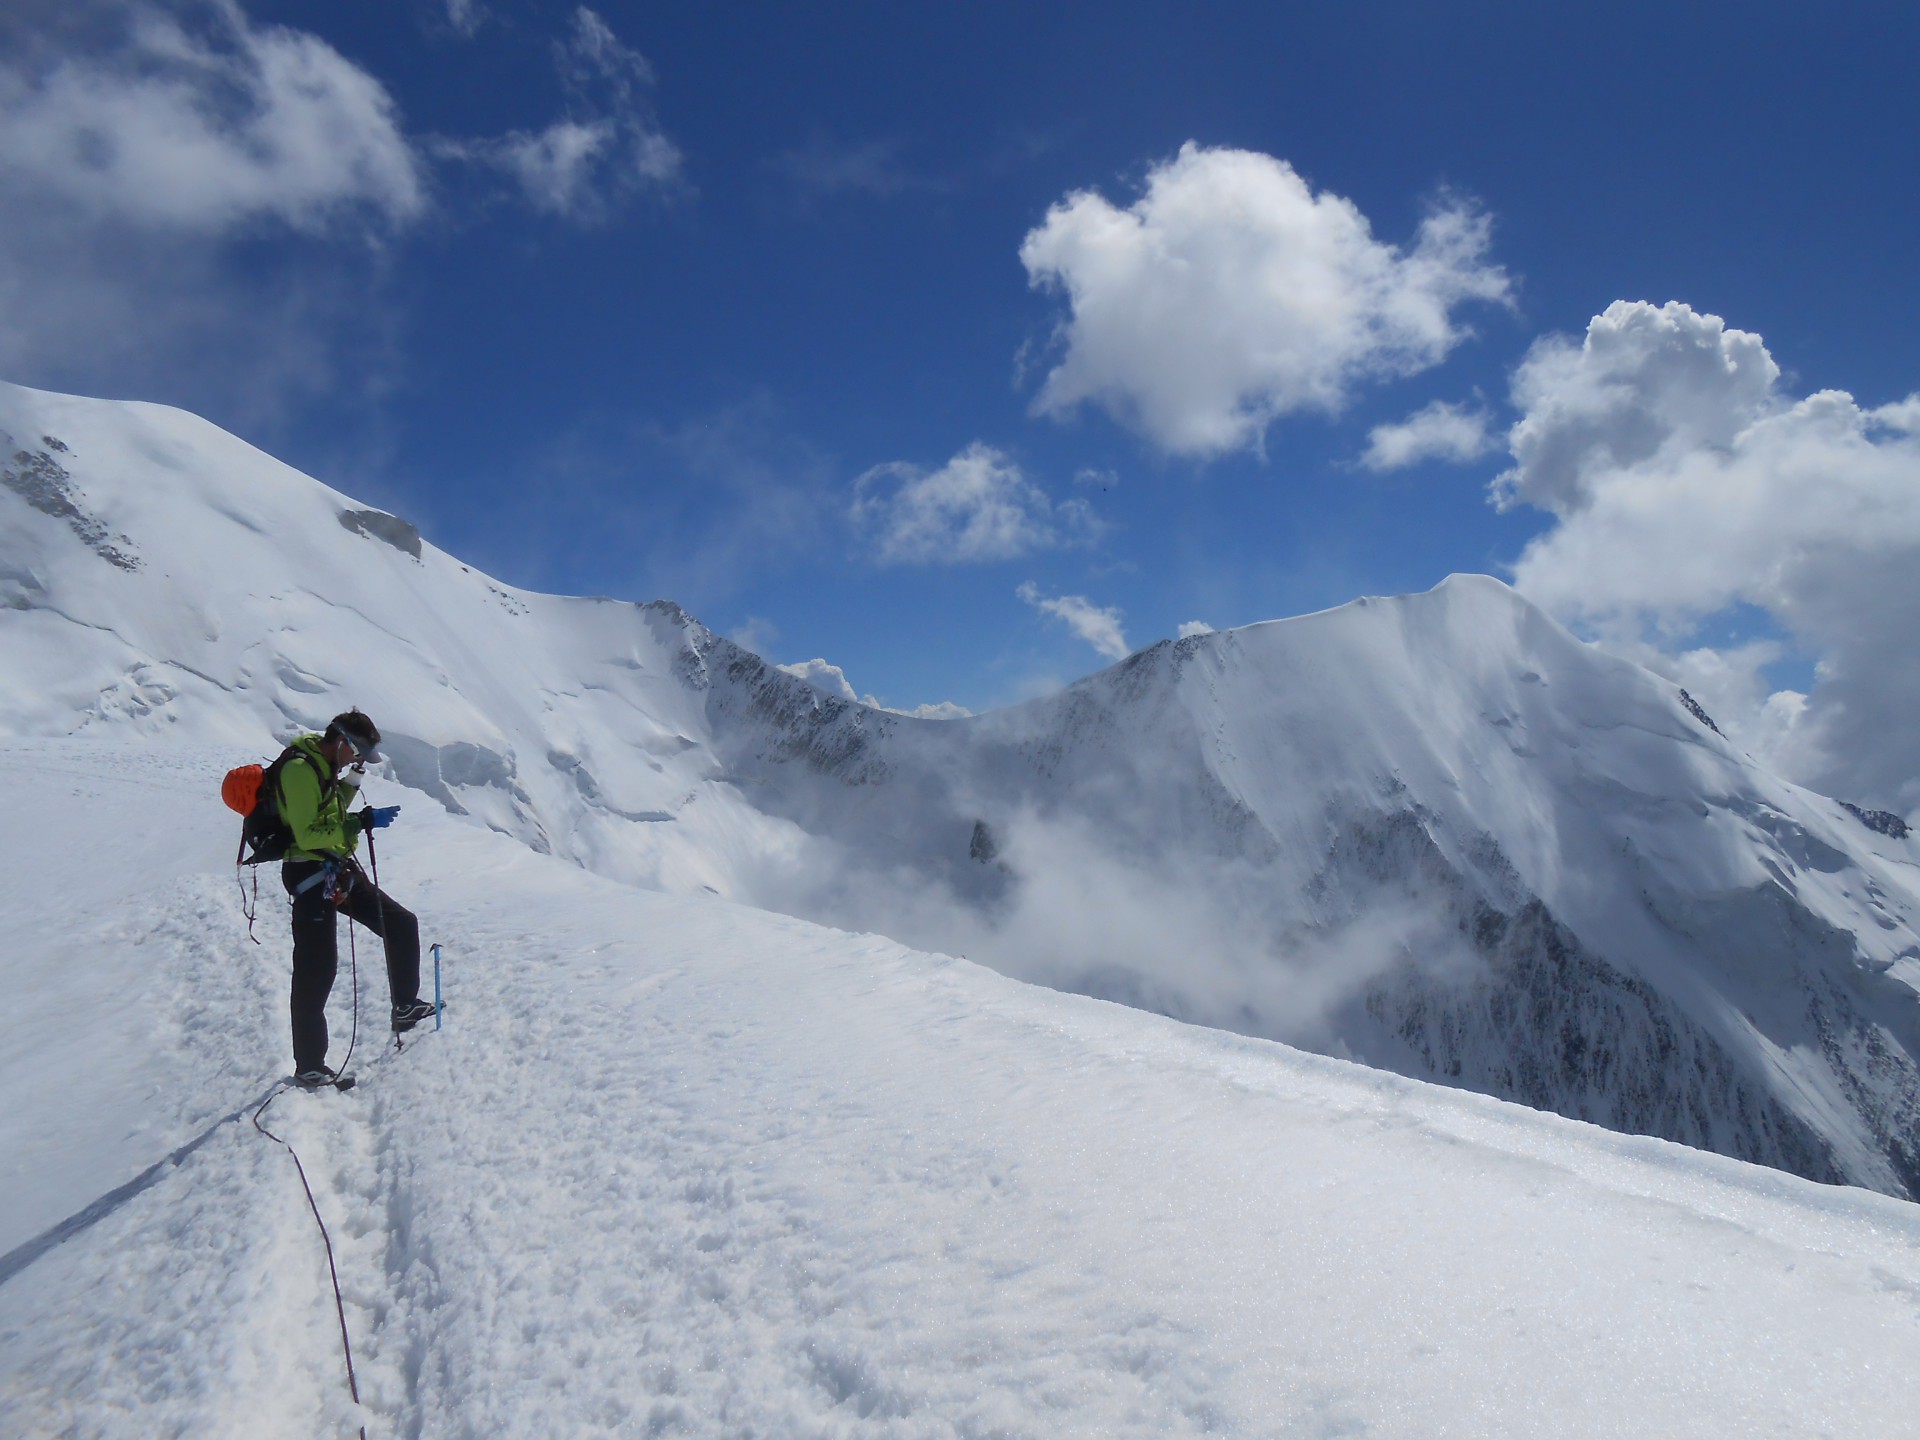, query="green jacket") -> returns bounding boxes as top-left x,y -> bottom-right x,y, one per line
278,735 -> 364,863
